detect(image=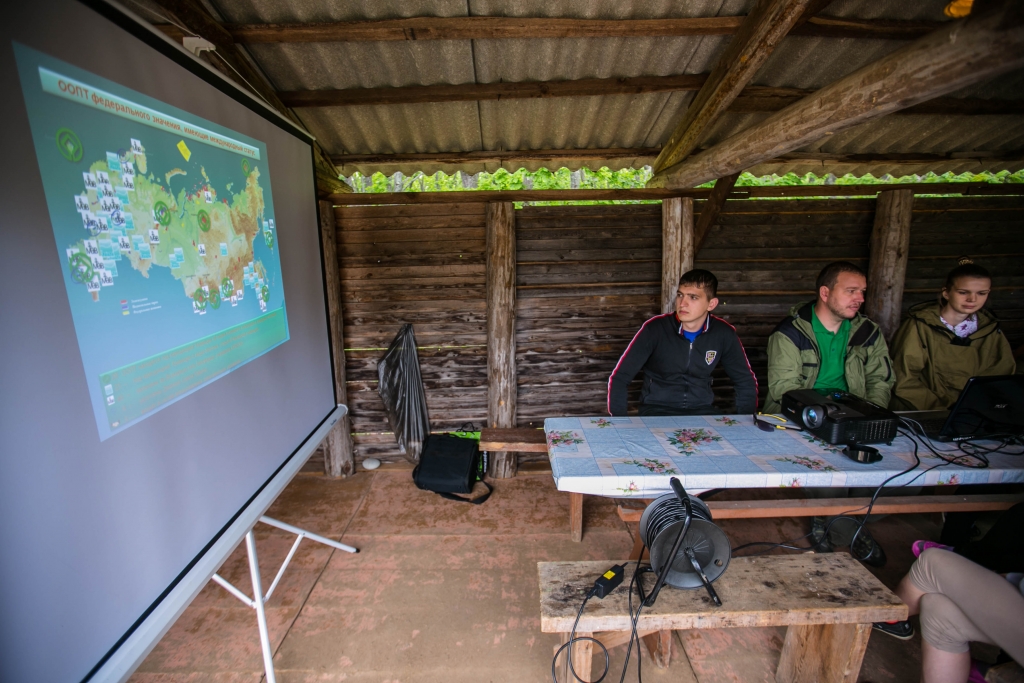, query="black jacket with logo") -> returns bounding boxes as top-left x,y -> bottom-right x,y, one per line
607,313 -> 759,416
